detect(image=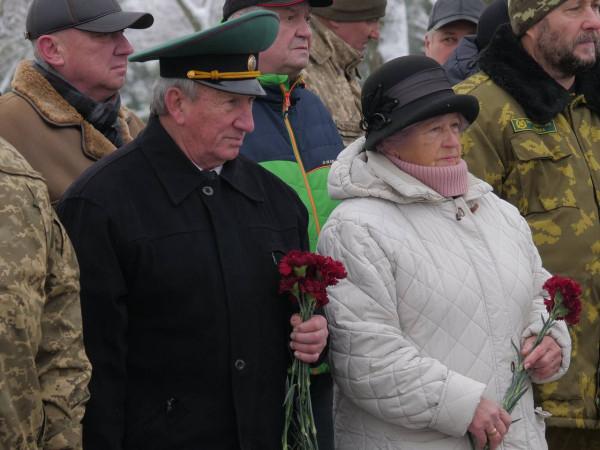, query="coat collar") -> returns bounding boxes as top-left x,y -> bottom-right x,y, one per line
11,60 -> 137,159
478,23 -> 600,124
138,115 -> 265,206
